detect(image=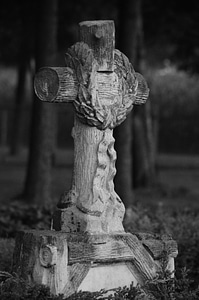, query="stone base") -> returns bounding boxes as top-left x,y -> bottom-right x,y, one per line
13,230 -> 177,298
78,263 -> 137,293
